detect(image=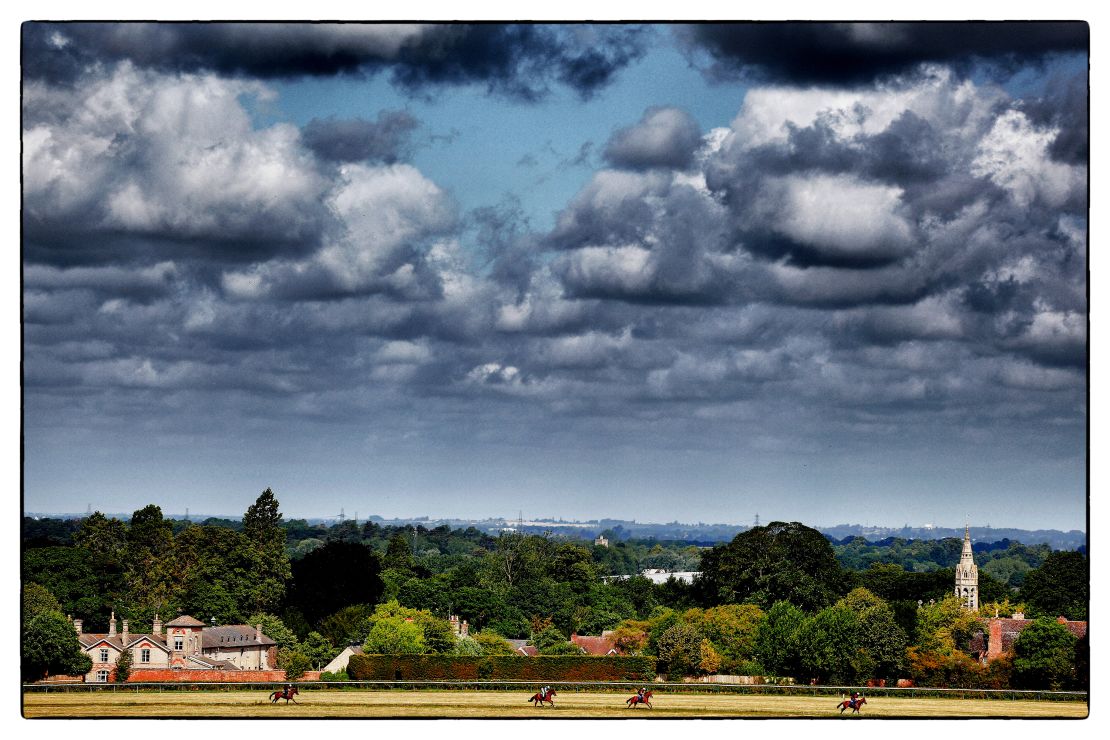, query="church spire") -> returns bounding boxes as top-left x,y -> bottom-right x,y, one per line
960,523 -> 974,562
955,522 -> 979,611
